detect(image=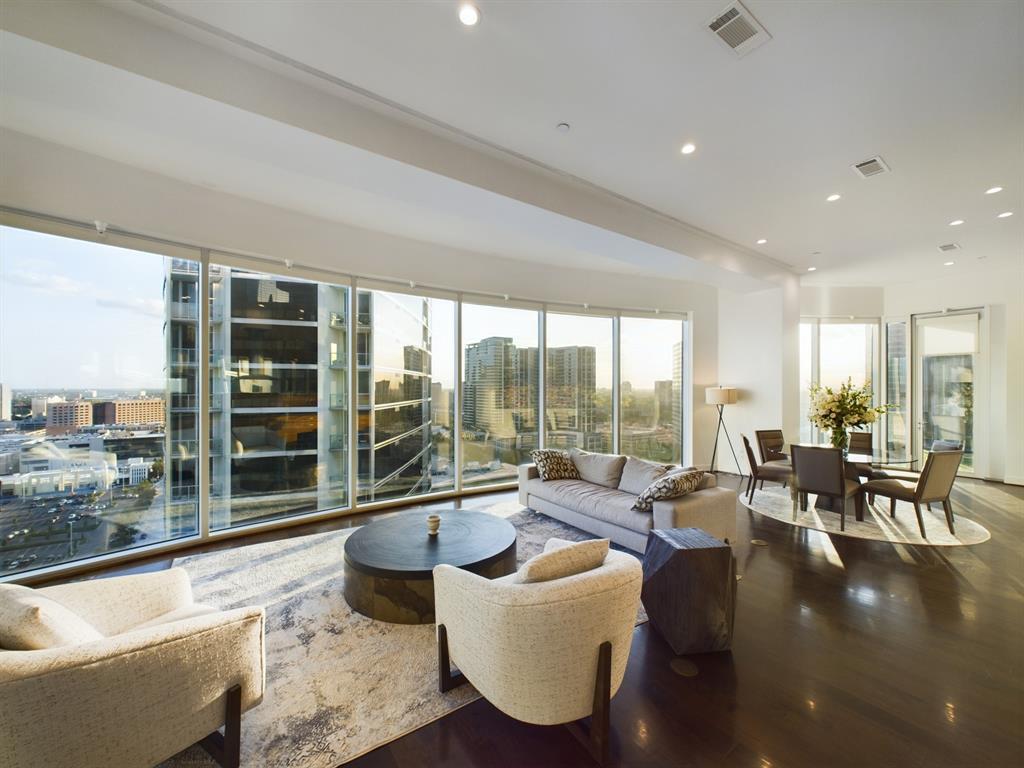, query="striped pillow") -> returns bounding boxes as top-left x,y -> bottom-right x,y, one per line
631,469 -> 705,514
